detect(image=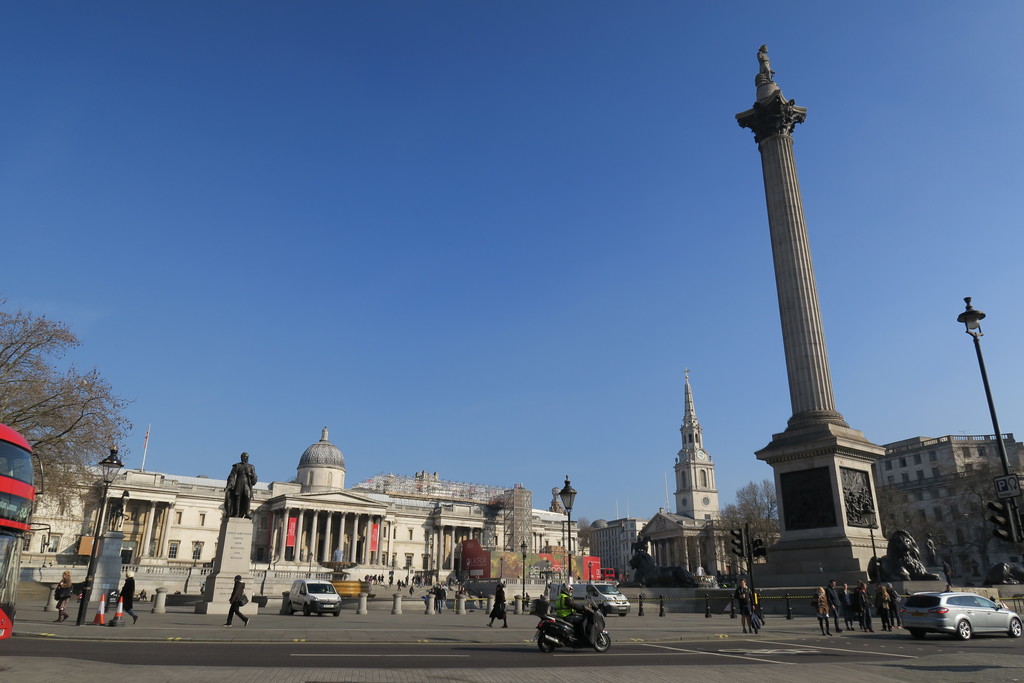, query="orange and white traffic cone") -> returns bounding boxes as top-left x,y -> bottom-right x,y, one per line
92,592 -> 107,625
109,595 -> 125,627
